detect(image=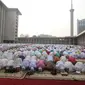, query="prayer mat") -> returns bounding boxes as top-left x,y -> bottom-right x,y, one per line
25,71 -> 85,81
0,70 -> 26,79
